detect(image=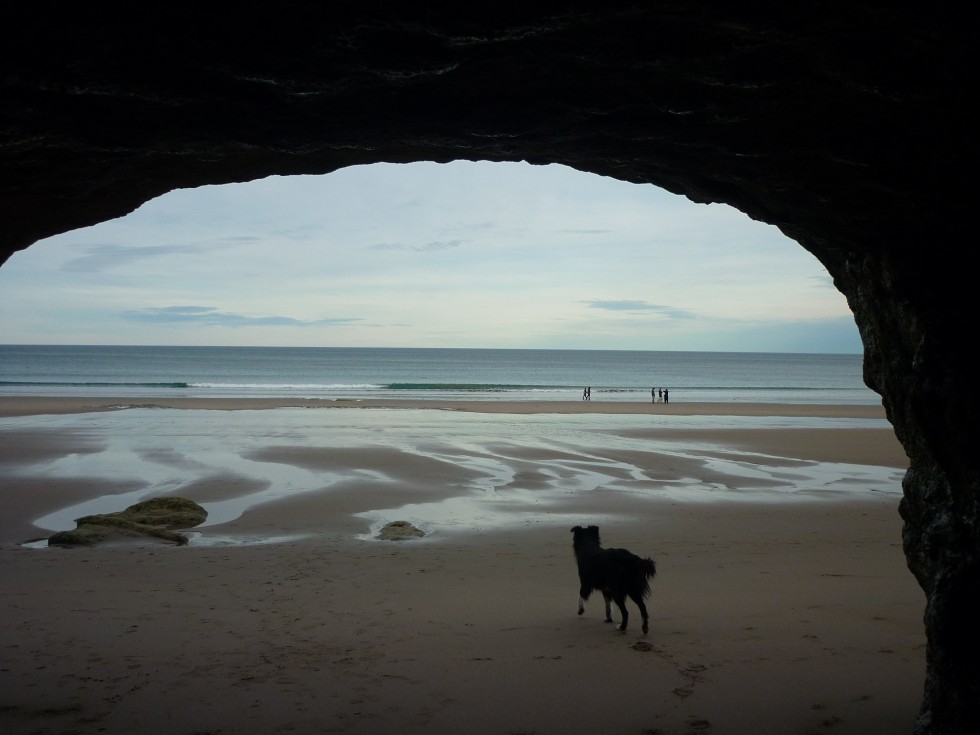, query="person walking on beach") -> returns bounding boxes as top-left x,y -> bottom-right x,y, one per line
651,387 -> 656,404
583,387 -> 588,400
664,388 -> 669,404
